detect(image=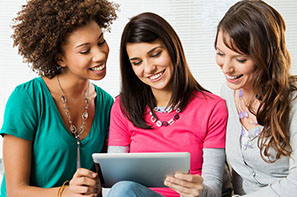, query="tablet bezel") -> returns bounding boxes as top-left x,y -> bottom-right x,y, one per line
92,152 -> 190,188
